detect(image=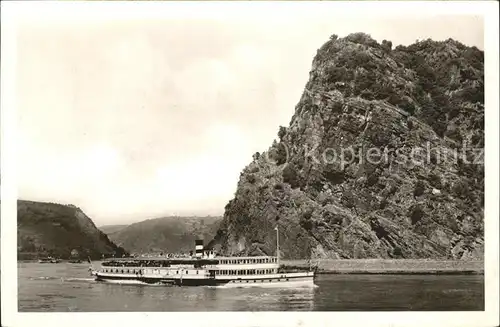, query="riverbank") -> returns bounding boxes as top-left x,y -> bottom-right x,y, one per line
281,259 -> 484,275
